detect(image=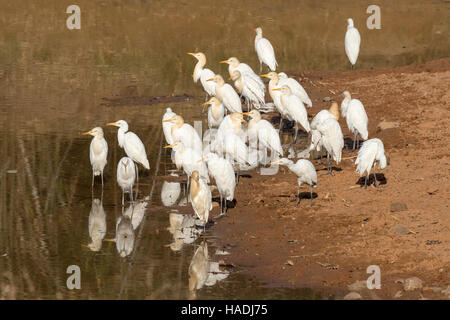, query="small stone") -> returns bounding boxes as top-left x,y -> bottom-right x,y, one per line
403,277 -> 423,291
285,260 -> 294,266
377,121 -> 400,131
343,292 -> 362,300
6,170 -> 17,174
347,280 -> 367,292
427,188 -> 438,195
394,290 -> 403,298
389,225 -> 409,235
390,201 -> 408,212
323,97 -> 332,102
